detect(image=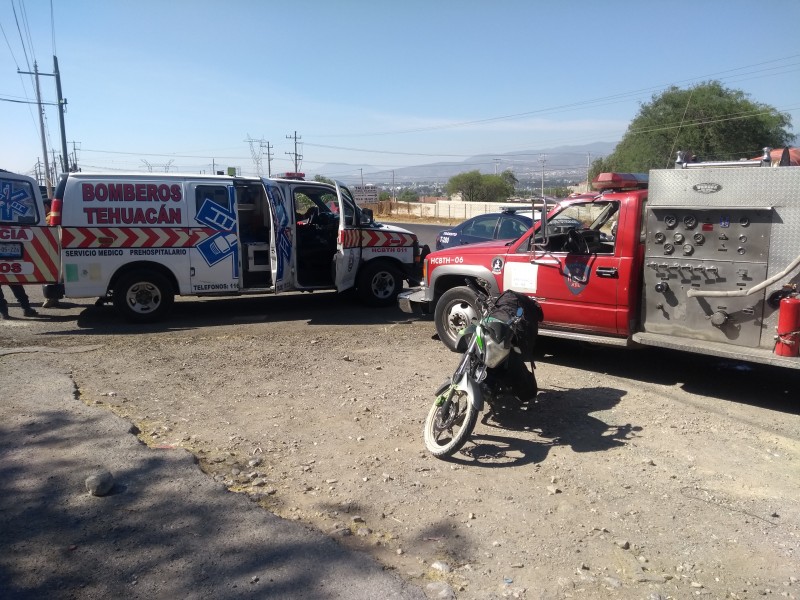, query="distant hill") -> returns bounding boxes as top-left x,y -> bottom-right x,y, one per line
314,141 -> 617,185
